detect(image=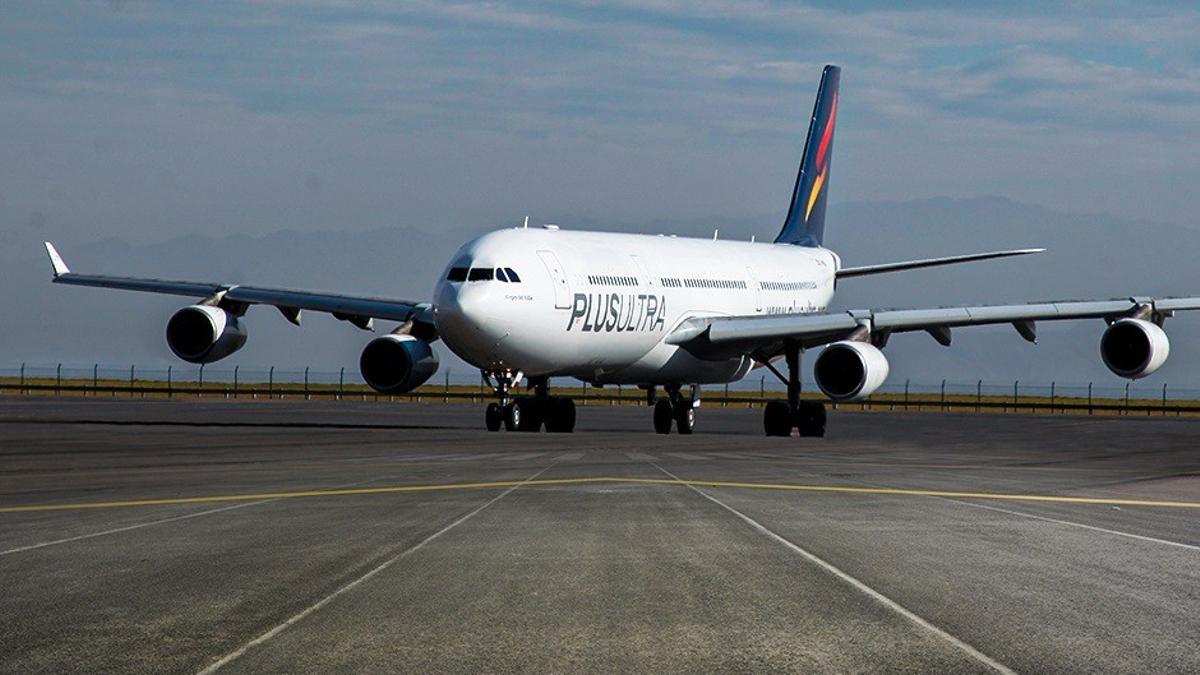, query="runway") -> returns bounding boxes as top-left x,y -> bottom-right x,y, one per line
1,398 -> 1198,673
